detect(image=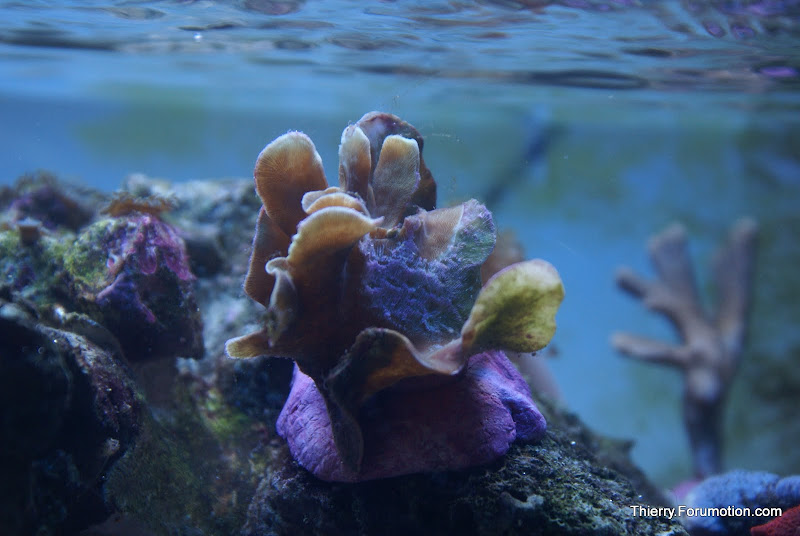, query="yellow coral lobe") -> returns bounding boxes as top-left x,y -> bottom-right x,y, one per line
254,132 -> 328,236
287,206 -> 380,268
461,259 -> 564,355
